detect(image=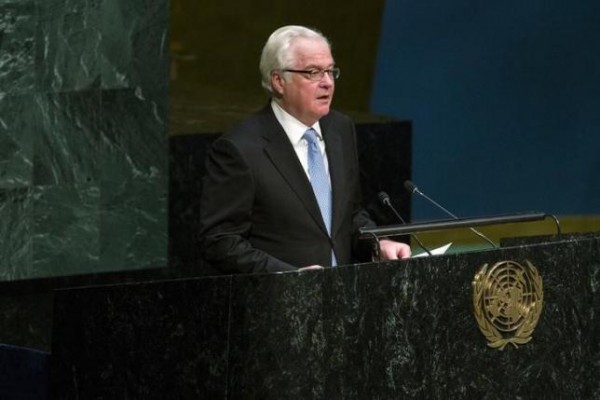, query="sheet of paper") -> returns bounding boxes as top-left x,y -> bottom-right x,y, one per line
412,242 -> 452,258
